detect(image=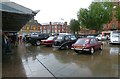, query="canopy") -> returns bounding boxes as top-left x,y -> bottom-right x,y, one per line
0,1 -> 38,32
